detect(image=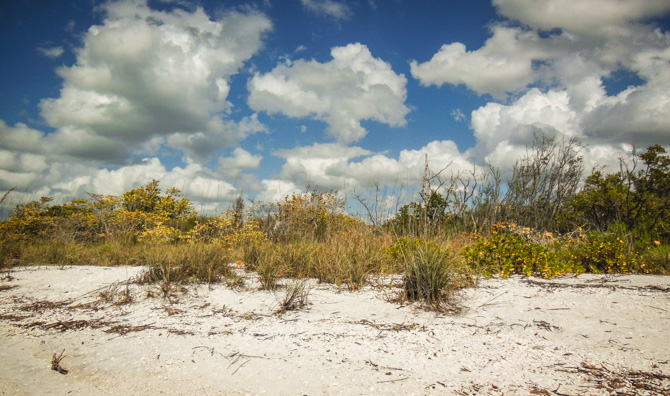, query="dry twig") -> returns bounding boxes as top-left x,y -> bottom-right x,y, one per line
51,349 -> 68,375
